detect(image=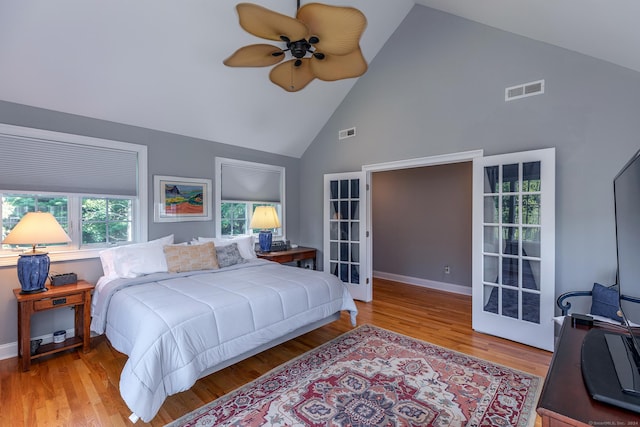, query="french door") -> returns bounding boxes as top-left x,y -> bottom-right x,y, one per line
323,172 -> 371,302
472,148 -> 556,351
